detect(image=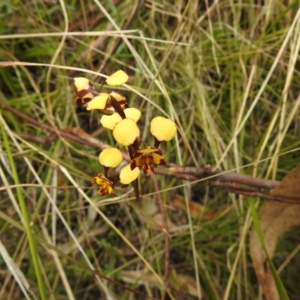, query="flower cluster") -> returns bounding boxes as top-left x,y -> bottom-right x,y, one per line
73,70 -> 177,196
